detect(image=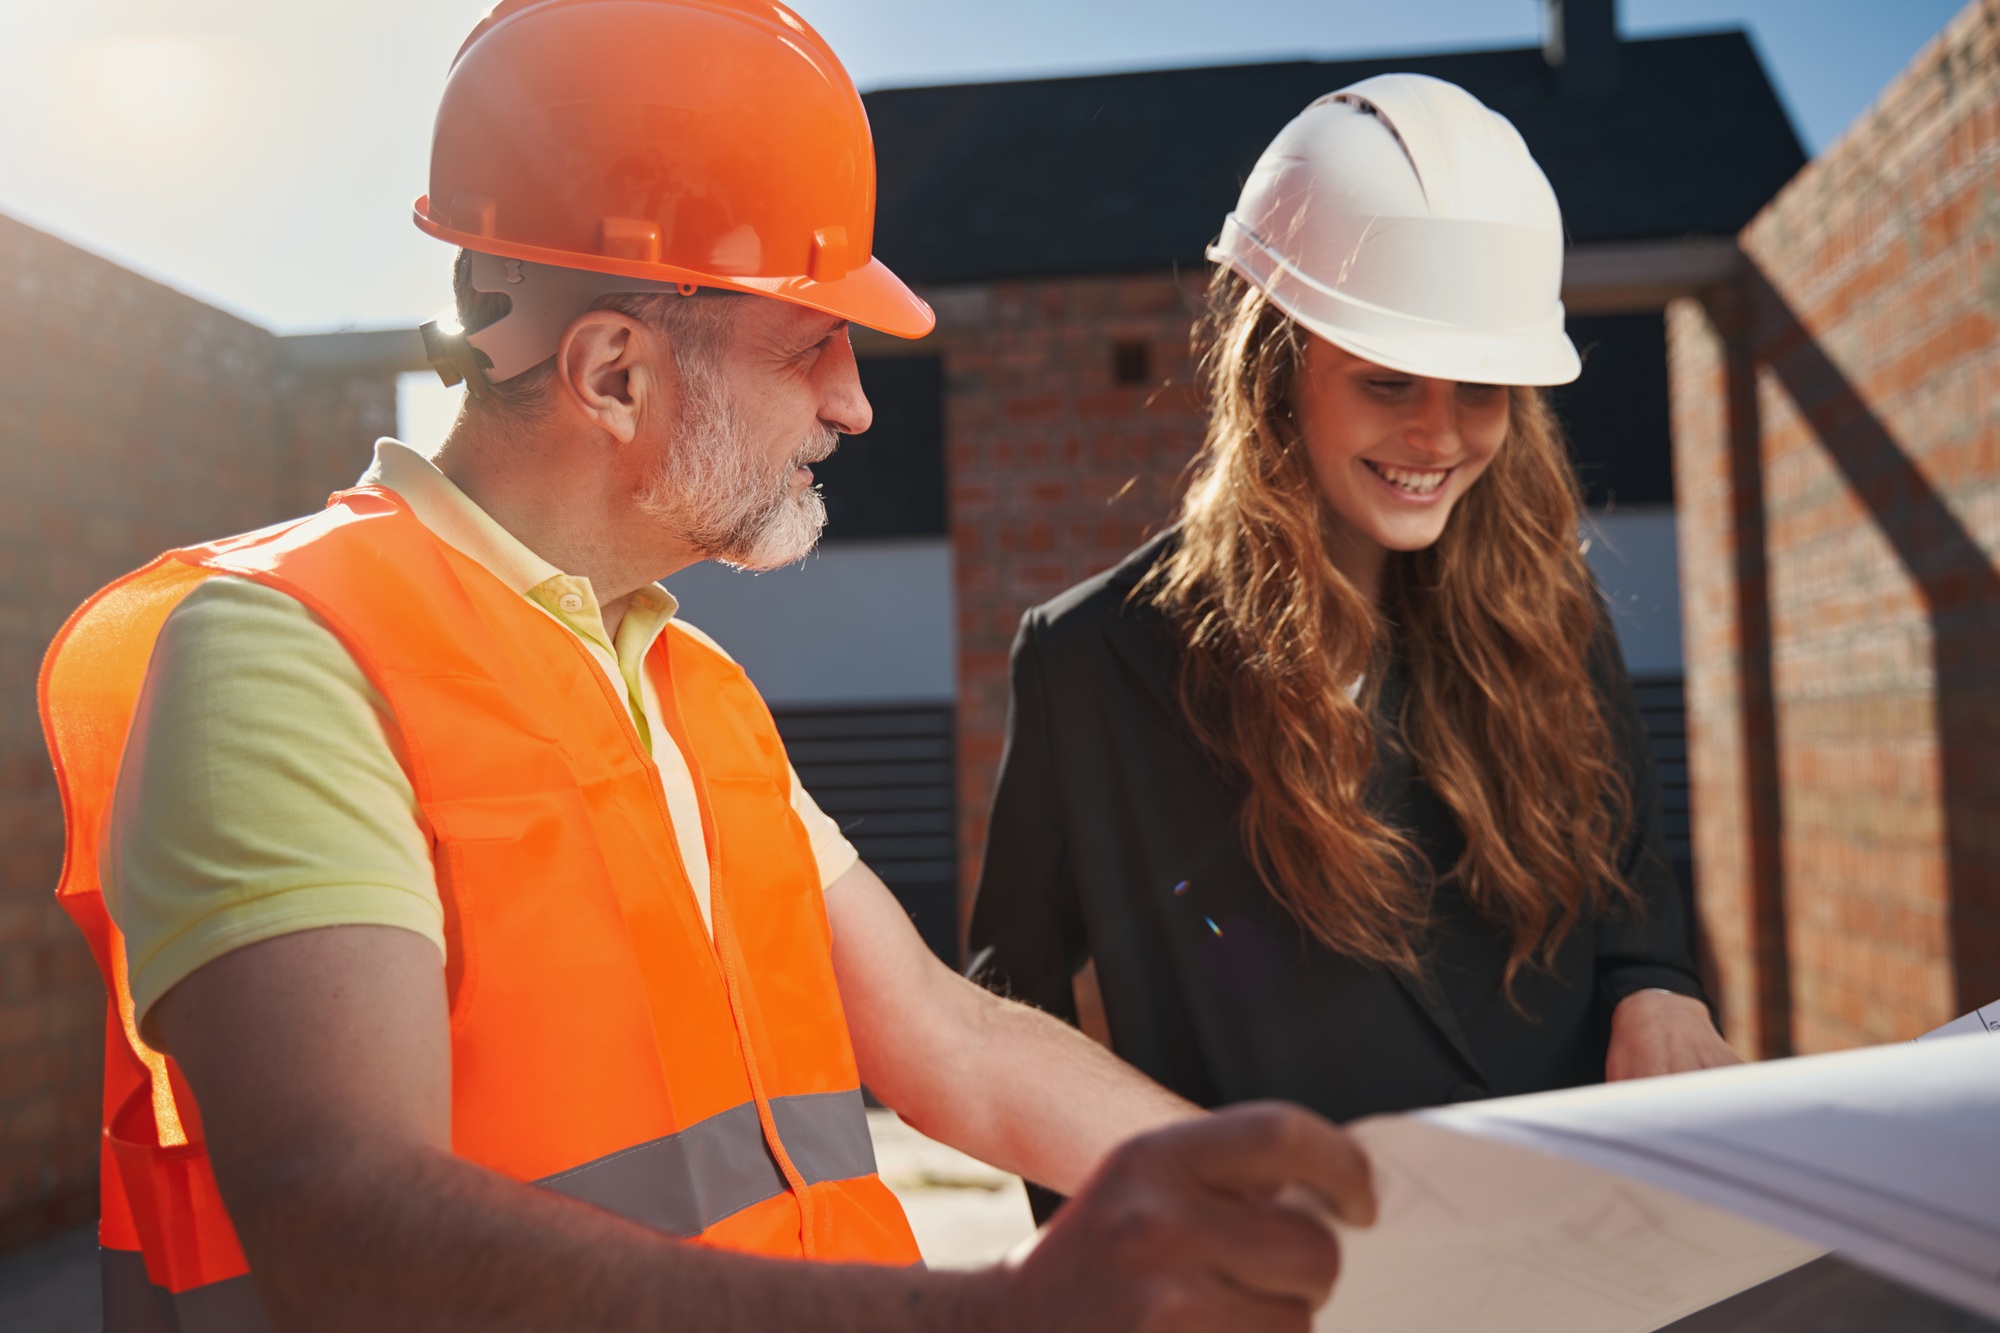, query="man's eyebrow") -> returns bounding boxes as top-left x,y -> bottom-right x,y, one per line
790,318 -> 848,351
